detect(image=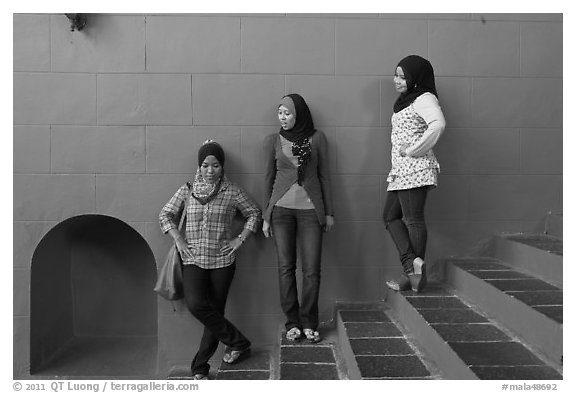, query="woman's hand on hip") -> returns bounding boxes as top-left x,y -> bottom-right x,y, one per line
221,237 -> 243,256
262,220 -> 273,238
324,215 -> 335,232
176,239 -> 194,259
